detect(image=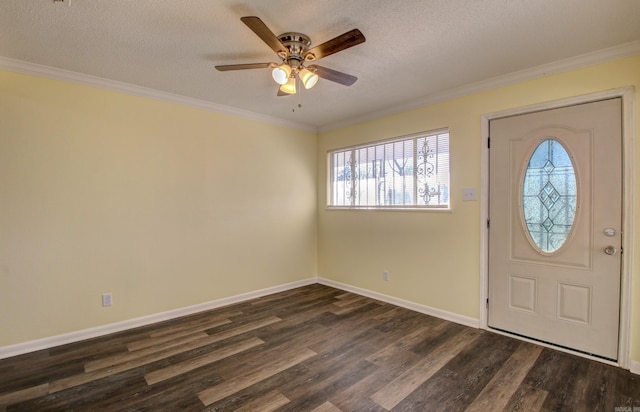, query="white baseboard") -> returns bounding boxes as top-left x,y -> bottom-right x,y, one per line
0,277 -> 317,360
318,277 -> 480,328
3,275 -> 632,370
318,279 -> 640,370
